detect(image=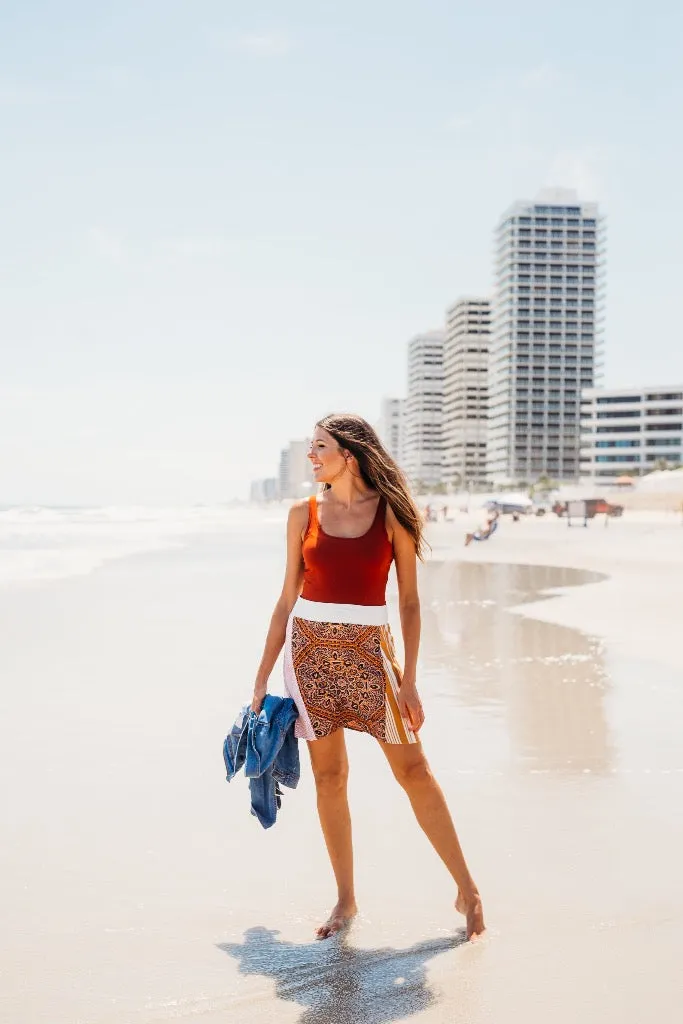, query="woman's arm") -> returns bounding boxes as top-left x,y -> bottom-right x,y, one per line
387,507 -> 425,733
250,501 -> 308,711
